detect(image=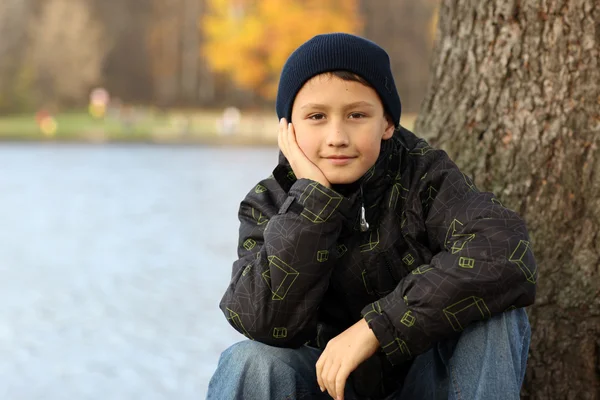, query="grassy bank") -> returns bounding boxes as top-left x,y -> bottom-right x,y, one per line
0,110 -> 417,145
